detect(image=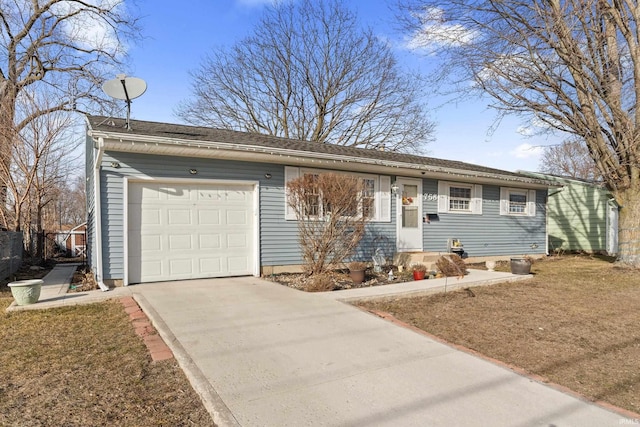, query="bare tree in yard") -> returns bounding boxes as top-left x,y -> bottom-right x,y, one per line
540,138 -> 603,182
56,175 -> 86,226
400,0 -> 640,266
287,173 -> 370,275
0,0 -> 140,219
178,0 -> 434,153
1,91 -> 81,258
